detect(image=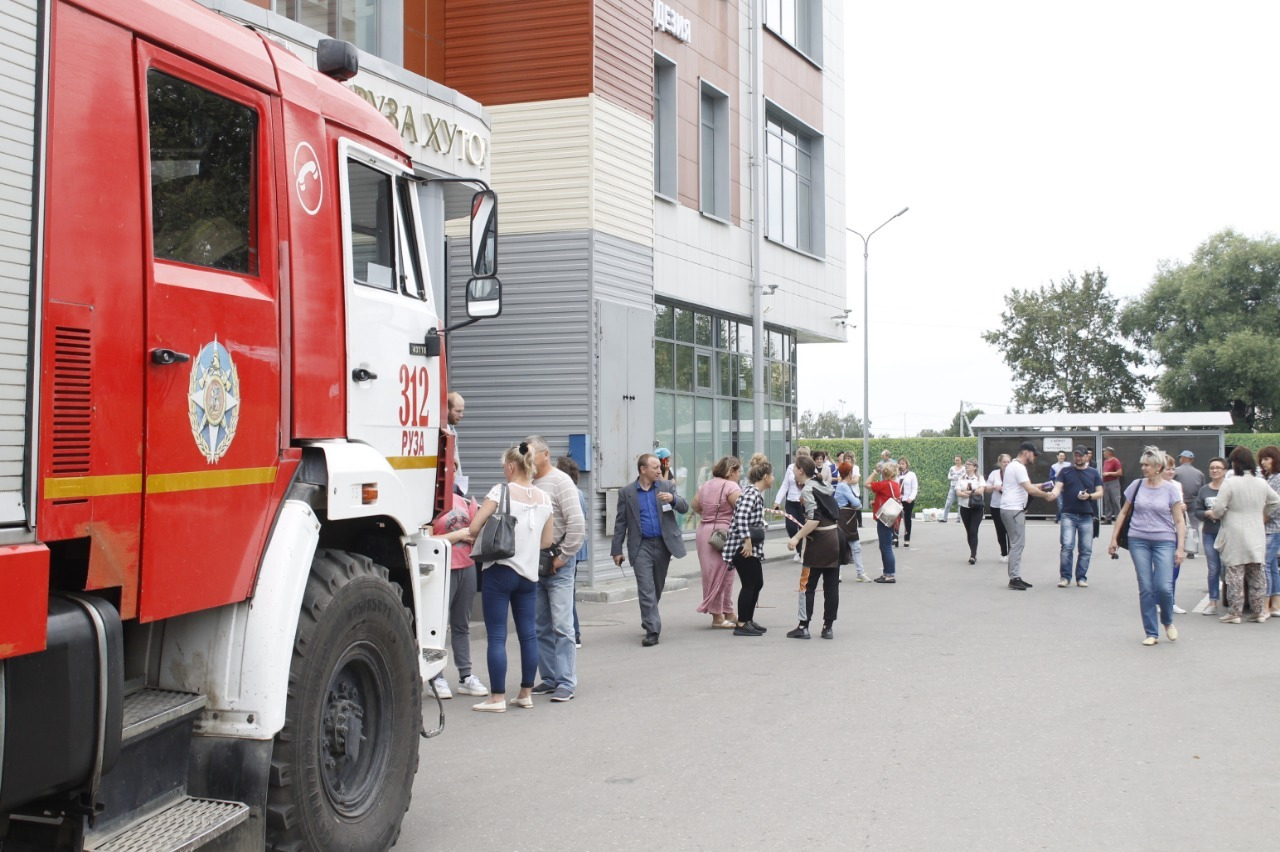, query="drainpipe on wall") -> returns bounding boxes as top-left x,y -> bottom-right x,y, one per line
749,0 -> 765,456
